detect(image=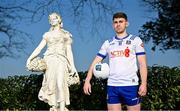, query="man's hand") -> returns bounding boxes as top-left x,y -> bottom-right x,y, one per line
138,83 -> 147,96
83,80 -> 91,95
